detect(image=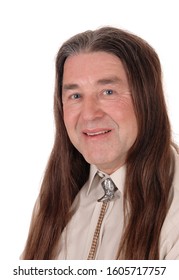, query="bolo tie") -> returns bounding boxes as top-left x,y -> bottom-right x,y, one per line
87,174 -> 118,260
